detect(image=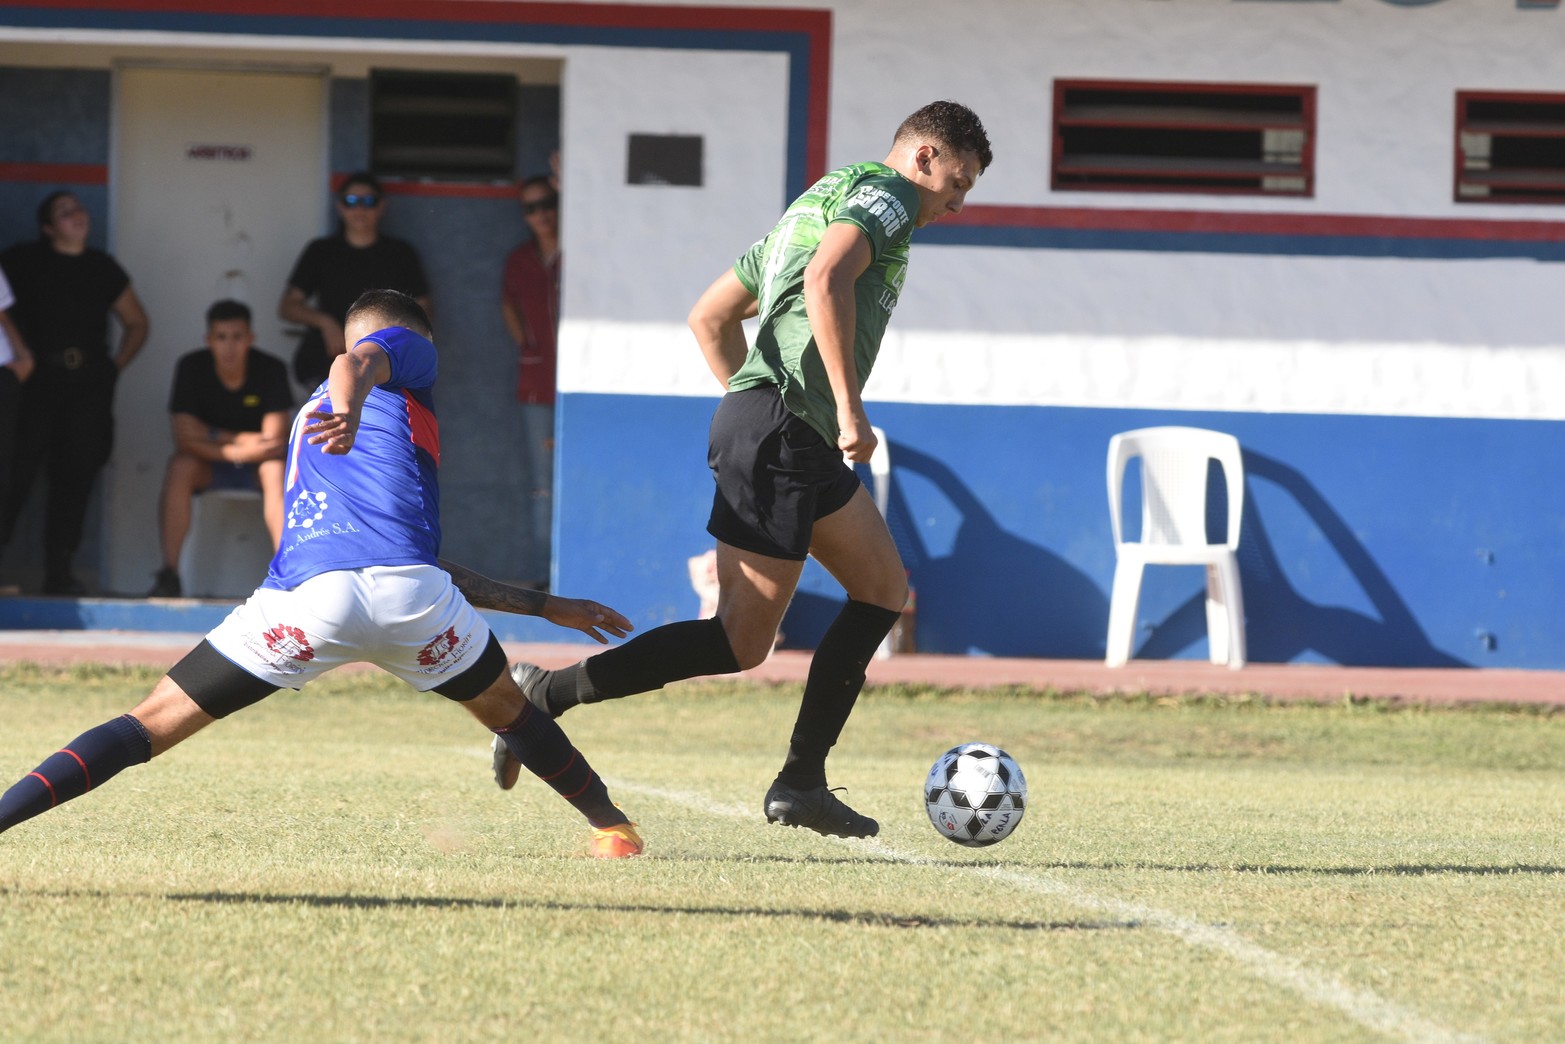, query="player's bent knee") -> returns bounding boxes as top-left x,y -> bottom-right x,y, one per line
431,633 -> 507,702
